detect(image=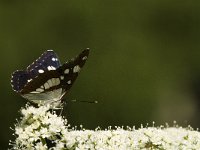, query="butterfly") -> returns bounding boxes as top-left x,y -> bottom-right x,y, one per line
11,48 -> 89,108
